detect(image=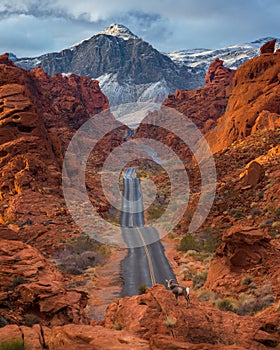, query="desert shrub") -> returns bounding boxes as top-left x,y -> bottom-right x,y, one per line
259,295 -> 275,309
179,234 -> 200,252
148,205 -> 166,220
241,276 -> 253,285
0,315 -> 8,328
229,209 -> 244,218
137,284 -> 147,295
274,207 -> 280,218
237,294 -> 257,315
198,290 -> 216,302
112,322 -> 122,330
253,282 -> 273,297
24,314 -> 39,327
201,231 -> 220,253
237,293 -> 275,315
0,340 -> 25,350
55,234 -> 110,275
192,271 -> 208,289
164,316 -> 177,328
12,276 -> 26,287
217,298 -> 237,313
